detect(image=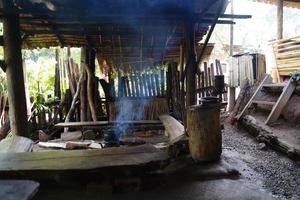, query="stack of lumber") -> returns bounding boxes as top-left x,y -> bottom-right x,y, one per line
272,35 -> 300,77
